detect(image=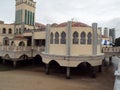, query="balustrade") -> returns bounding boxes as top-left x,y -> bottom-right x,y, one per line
102,47 -> 120,53
0,46 -> 45,52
